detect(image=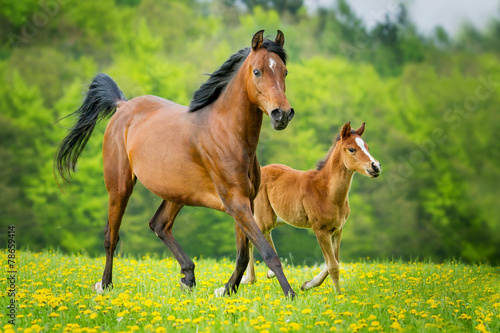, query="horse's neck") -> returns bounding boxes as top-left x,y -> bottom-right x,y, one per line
211,69 -> 263,154
317,148 -> 354,205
